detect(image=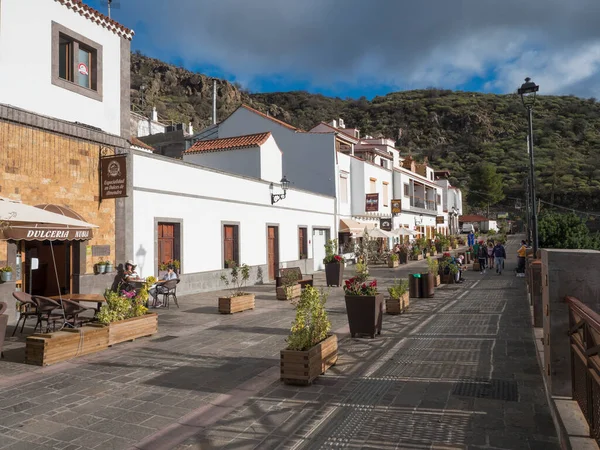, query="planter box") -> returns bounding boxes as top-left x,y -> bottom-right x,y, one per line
219,294 -> 255,314
386,292 -> 409,315
434,274 -> 441,287
420,272 -> 435,298
387,259 -> 399,268
325,263 -> 344,287
440,273 -> 455,284
280,334 -> 338,385
473,262 -> 481,271
26,326 -> 109,366
276,284 -> 301,300
106,313 -> 158,346
344,294 -> 383,338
